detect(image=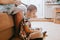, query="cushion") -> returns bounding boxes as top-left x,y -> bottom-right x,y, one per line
0,13 -> 14,31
